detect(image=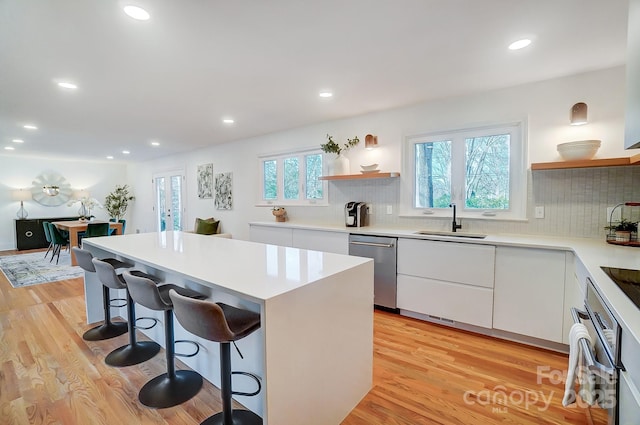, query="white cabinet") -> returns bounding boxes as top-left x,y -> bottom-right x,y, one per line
562,253 -> 583,344
292,229 -> 348,255
397,238 -> 495,287
620,372 -> 640,425
396,238 -> 495,328
493,247 -> 567,343
625,0 -> 640,149
249,224 -> 293,246
249,224 -> 348,254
